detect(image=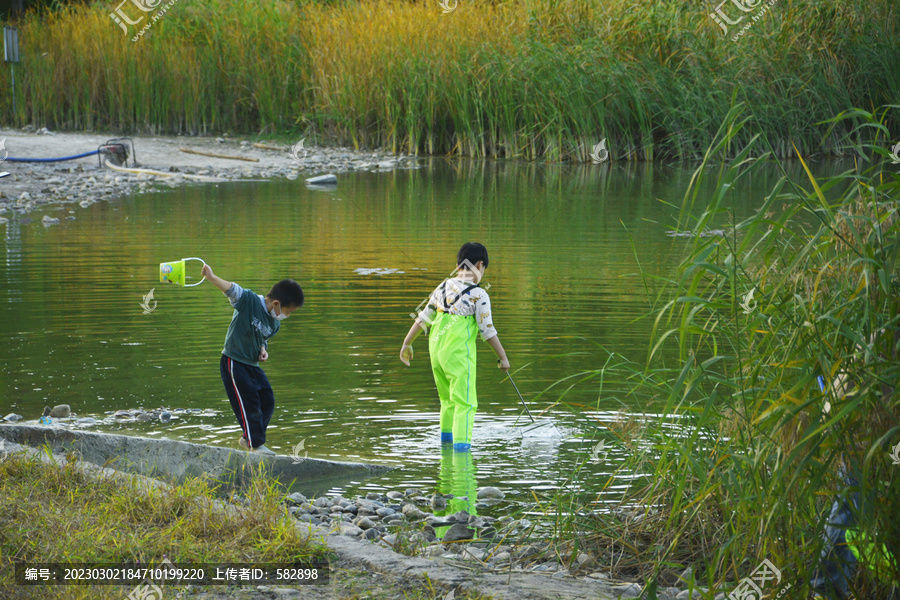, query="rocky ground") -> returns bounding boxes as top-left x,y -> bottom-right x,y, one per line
1,416 -> 733,600
0,127 -> 420,225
